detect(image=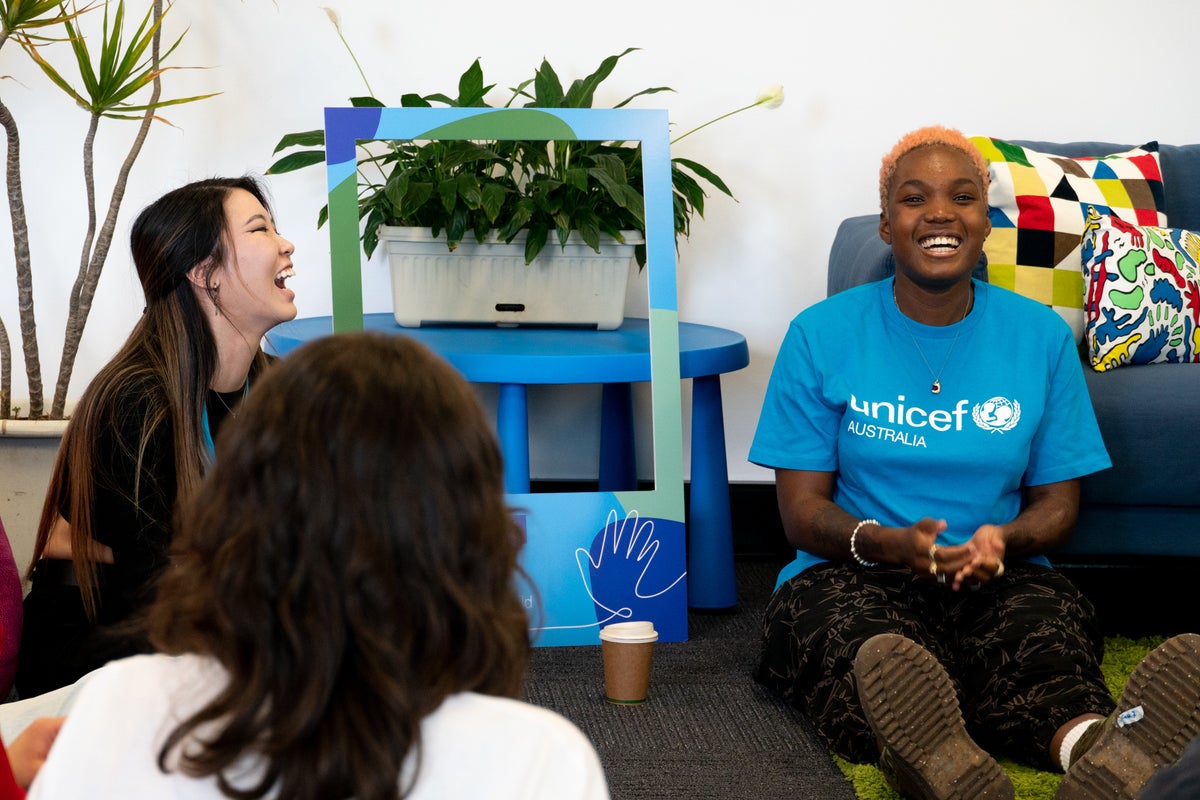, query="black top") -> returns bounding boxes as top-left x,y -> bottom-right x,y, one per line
15,376 -> 249,696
